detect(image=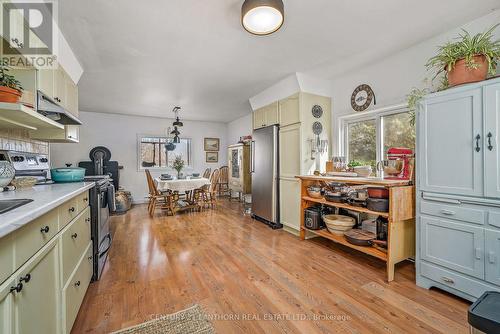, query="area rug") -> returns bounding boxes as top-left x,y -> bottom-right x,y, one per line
111,304 -> 215,334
